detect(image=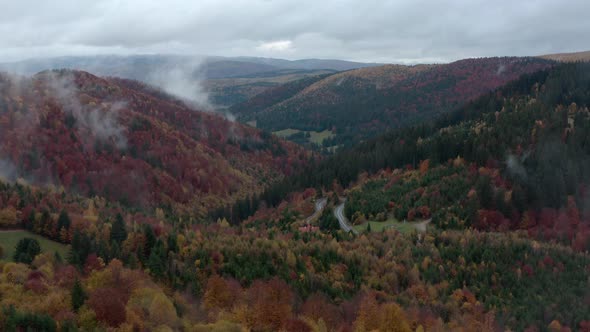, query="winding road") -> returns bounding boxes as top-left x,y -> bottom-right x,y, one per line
333,199 -> 431,234
334,200 -> 358,234
305,198 -> 327,225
